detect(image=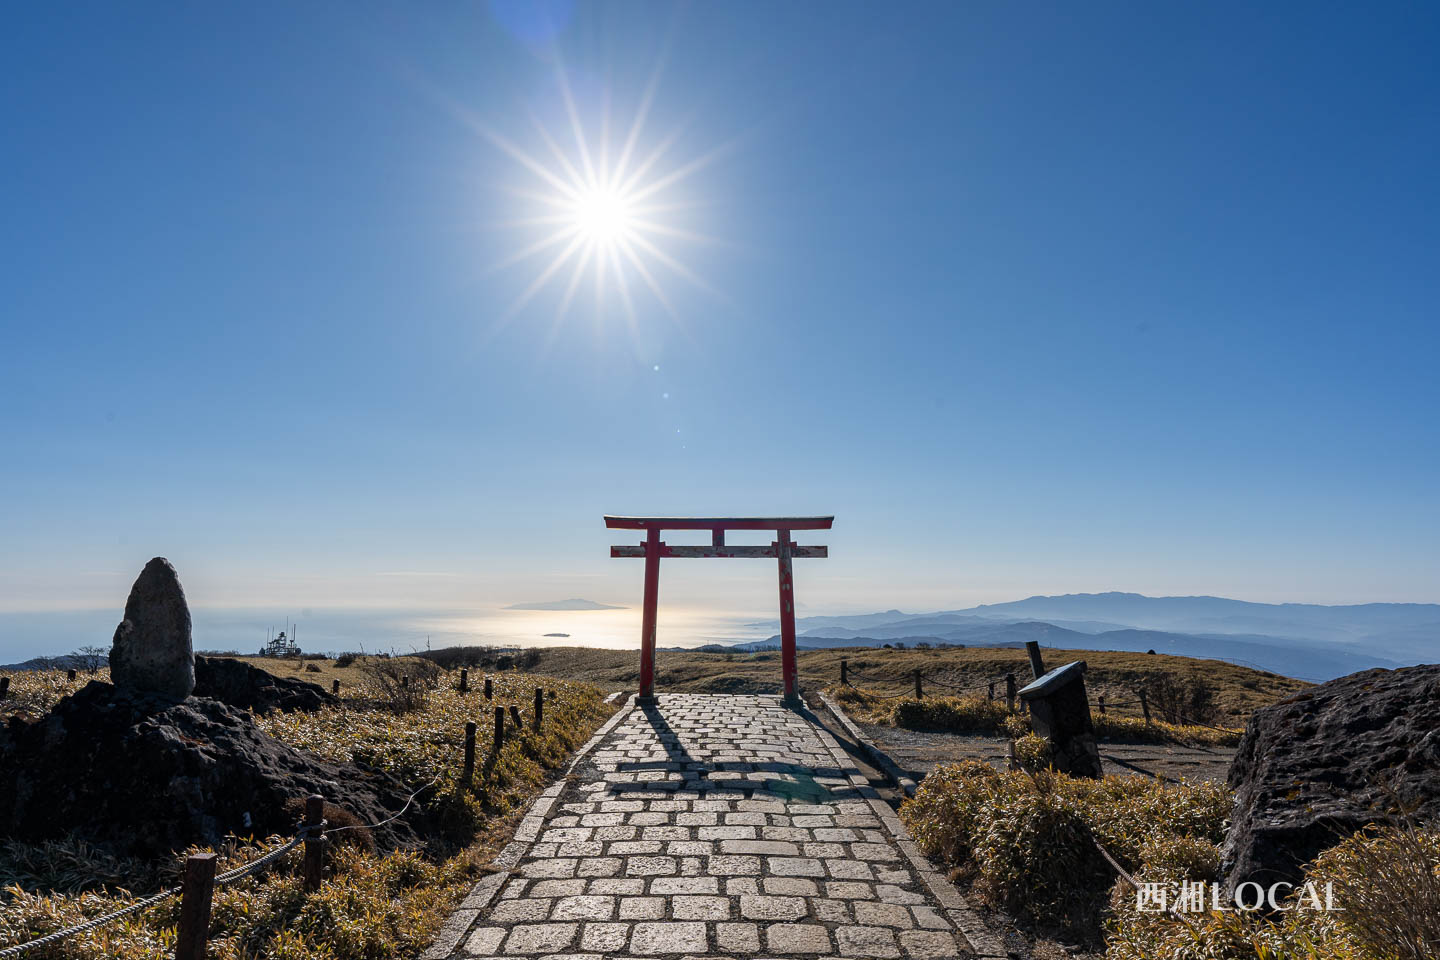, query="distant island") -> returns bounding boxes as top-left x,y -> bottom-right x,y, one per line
505,599 -> 625,611
543,633 -> 570,637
